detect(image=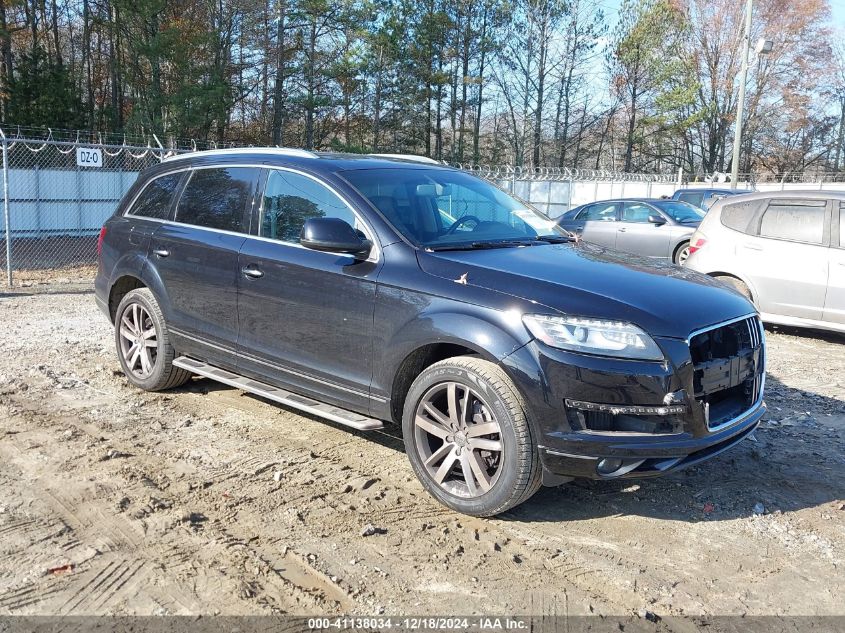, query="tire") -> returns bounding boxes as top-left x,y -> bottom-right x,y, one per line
114,288 -> 192,391
673,241 -> 691,265
402,356 -> 541,517
714,275 -> 753,303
